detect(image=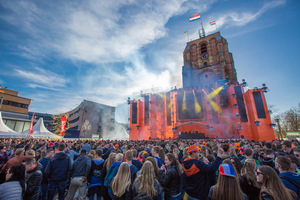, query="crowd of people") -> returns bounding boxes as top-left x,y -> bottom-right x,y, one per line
0,138 -> 299,200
